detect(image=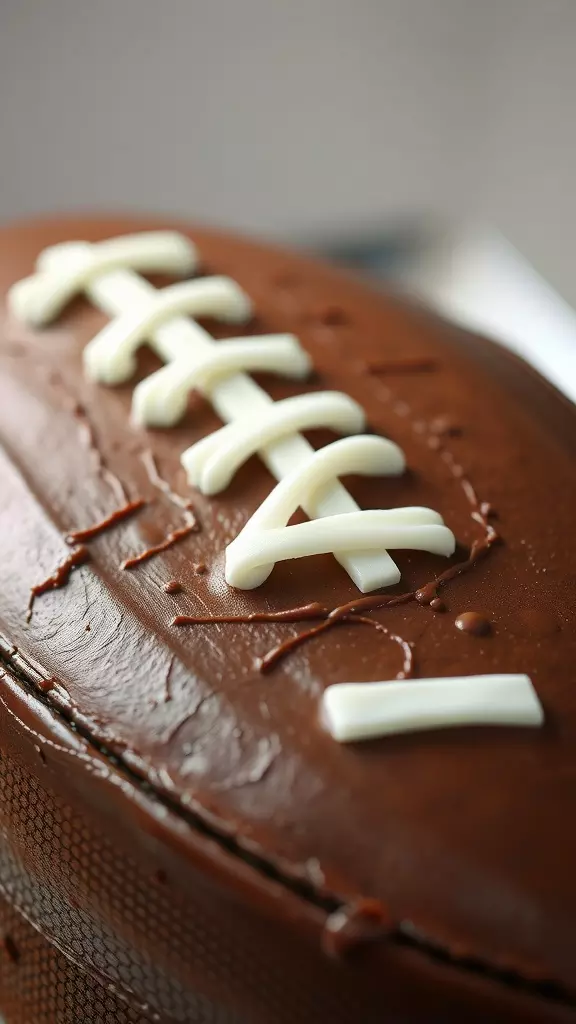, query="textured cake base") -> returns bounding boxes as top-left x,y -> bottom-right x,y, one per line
0,671 -> 390,1024
0,704 -> 247,1024
0,894 -> 156,1024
